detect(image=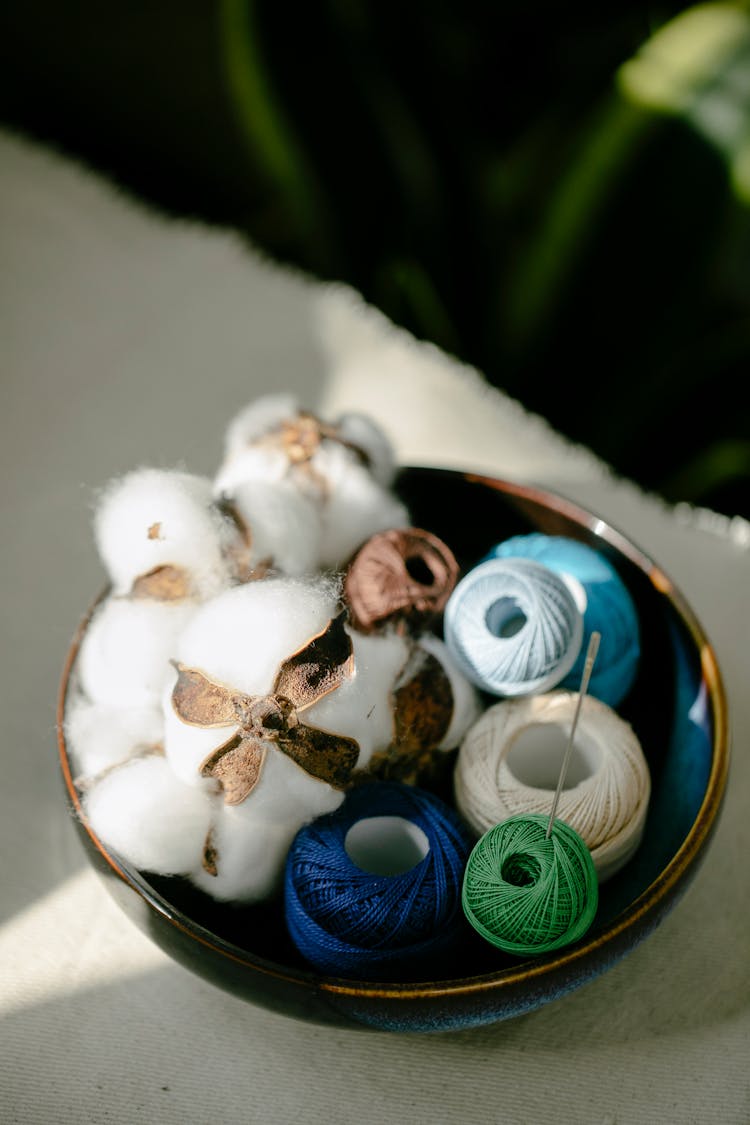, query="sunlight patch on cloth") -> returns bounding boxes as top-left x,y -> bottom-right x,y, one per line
0,869 -> 166,1016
